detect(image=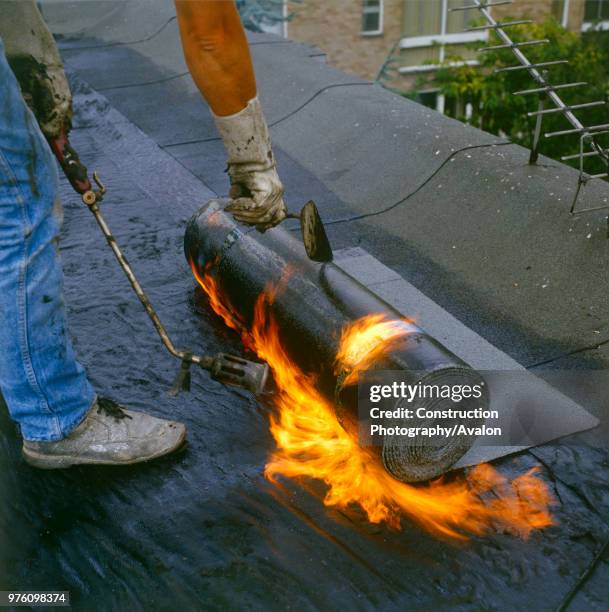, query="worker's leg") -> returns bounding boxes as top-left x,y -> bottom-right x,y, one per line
0,38 -> 95,442
175,0 -> 256,116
